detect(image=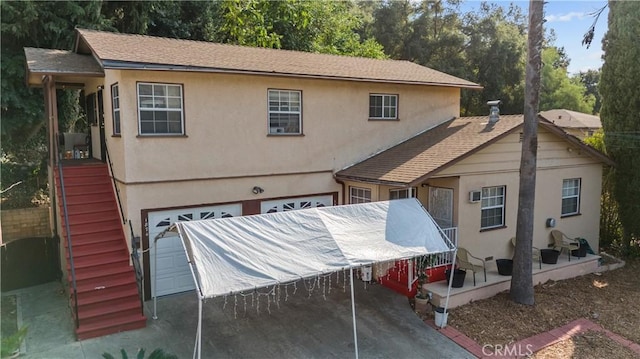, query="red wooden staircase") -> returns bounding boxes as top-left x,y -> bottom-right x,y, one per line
55,162 -> 146,340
